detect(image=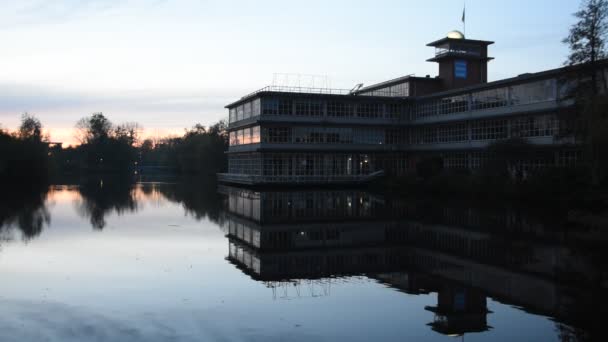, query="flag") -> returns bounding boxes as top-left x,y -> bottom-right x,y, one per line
462,7 -> 465,23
